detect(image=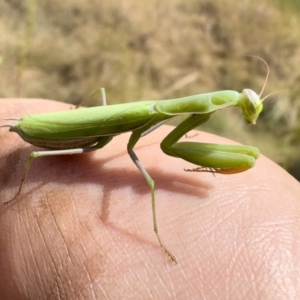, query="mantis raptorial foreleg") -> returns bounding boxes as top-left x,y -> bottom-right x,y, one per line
161,113 -> 259,174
